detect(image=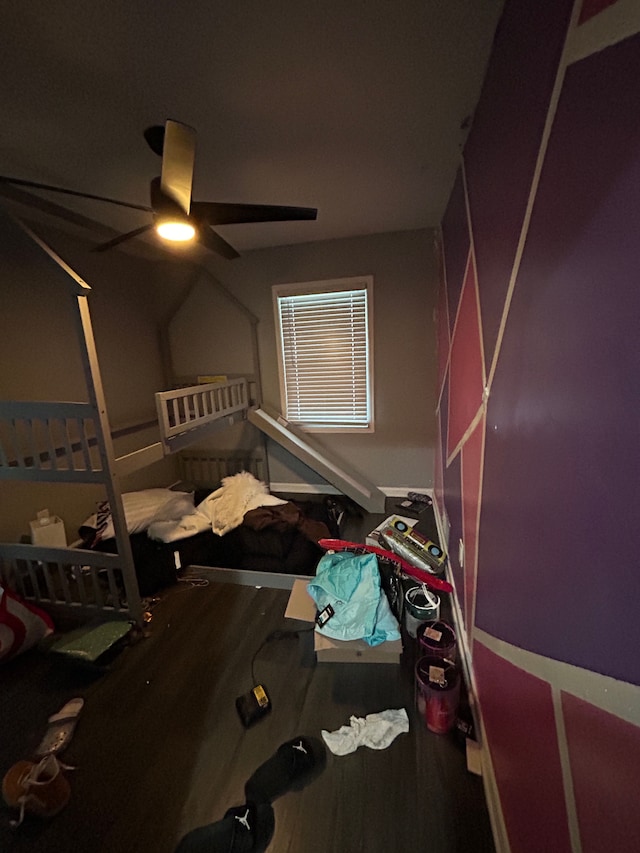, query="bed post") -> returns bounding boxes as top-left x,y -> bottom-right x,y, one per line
71,293 -> 145,625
